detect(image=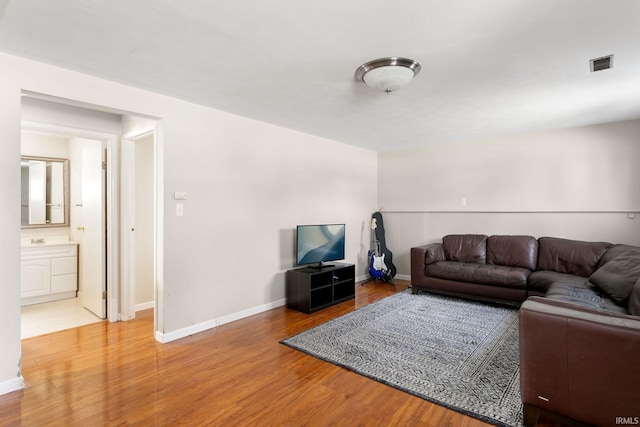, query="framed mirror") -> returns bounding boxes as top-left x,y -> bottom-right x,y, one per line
21,156 -> 70,228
